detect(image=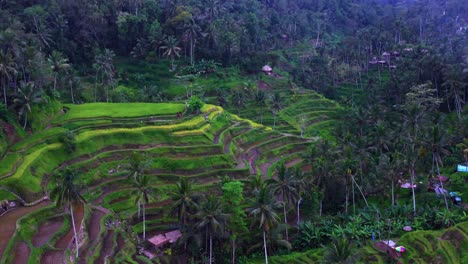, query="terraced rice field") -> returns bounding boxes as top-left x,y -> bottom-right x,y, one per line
0,102 -> 316,263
